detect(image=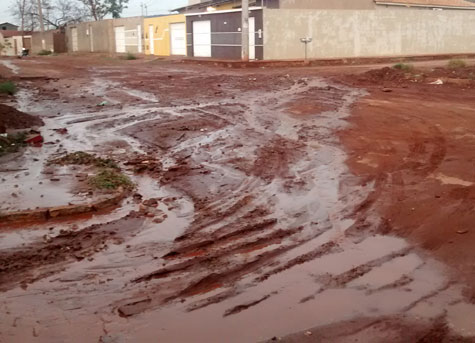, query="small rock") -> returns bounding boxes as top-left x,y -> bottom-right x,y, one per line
457,230 -> 469,235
